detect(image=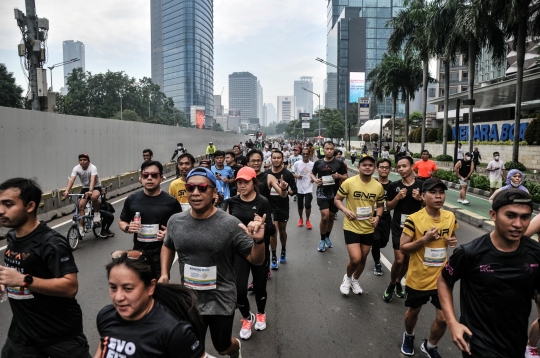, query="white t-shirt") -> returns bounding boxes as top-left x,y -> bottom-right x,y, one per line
381,150 -> 390,159
487,160 -> 505,180
293,161 -> 314,194
71,163 -> 101,188
457,148 -> 464,159
263,150 -> 271,162
283,150 -> 290,161
350,149 -> 357,157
